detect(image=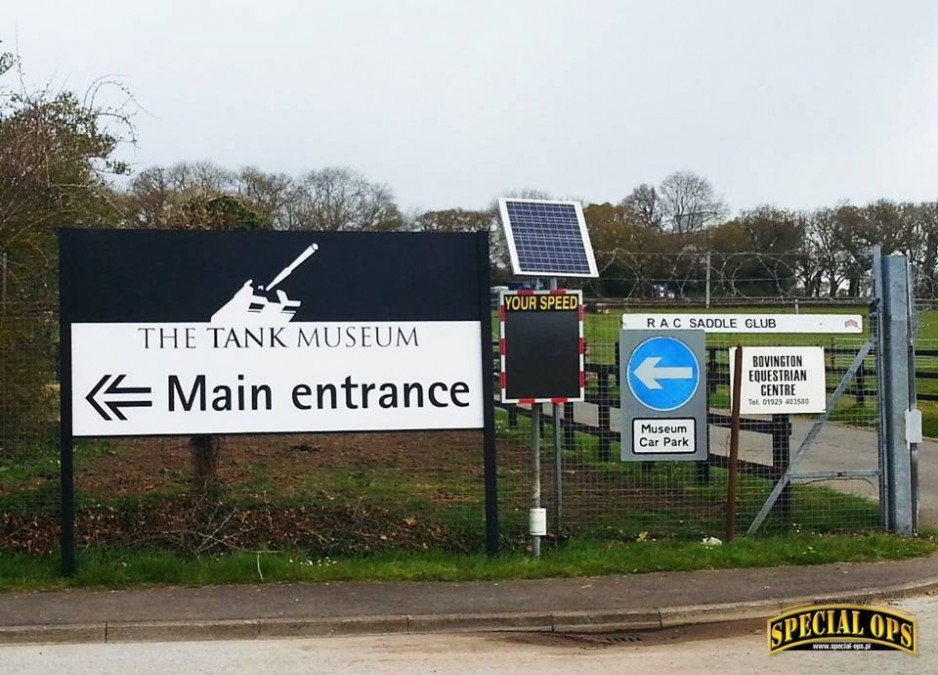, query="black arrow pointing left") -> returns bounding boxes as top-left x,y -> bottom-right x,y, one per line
86,374 -> 153,421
